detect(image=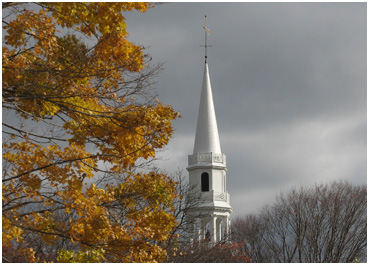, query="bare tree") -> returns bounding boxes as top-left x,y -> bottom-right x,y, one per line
232,181 -> 367,263
162,169 -> 210,247
167,239 -> 251,263
161,169 -> 251,262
